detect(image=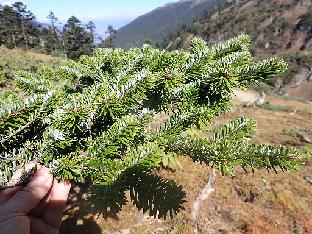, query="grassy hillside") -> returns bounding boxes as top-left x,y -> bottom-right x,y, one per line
162,0 -> 312,100
114,0 -> 229,49
0,47 -> 62,91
